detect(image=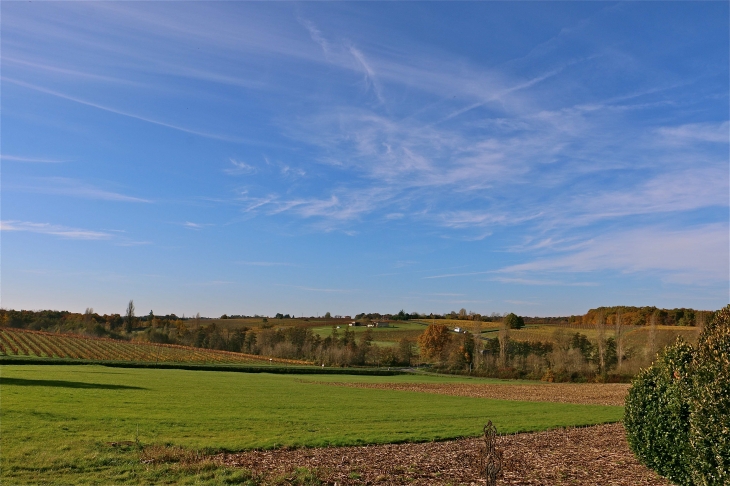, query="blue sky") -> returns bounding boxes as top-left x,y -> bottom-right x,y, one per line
1,2 -> 728,317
